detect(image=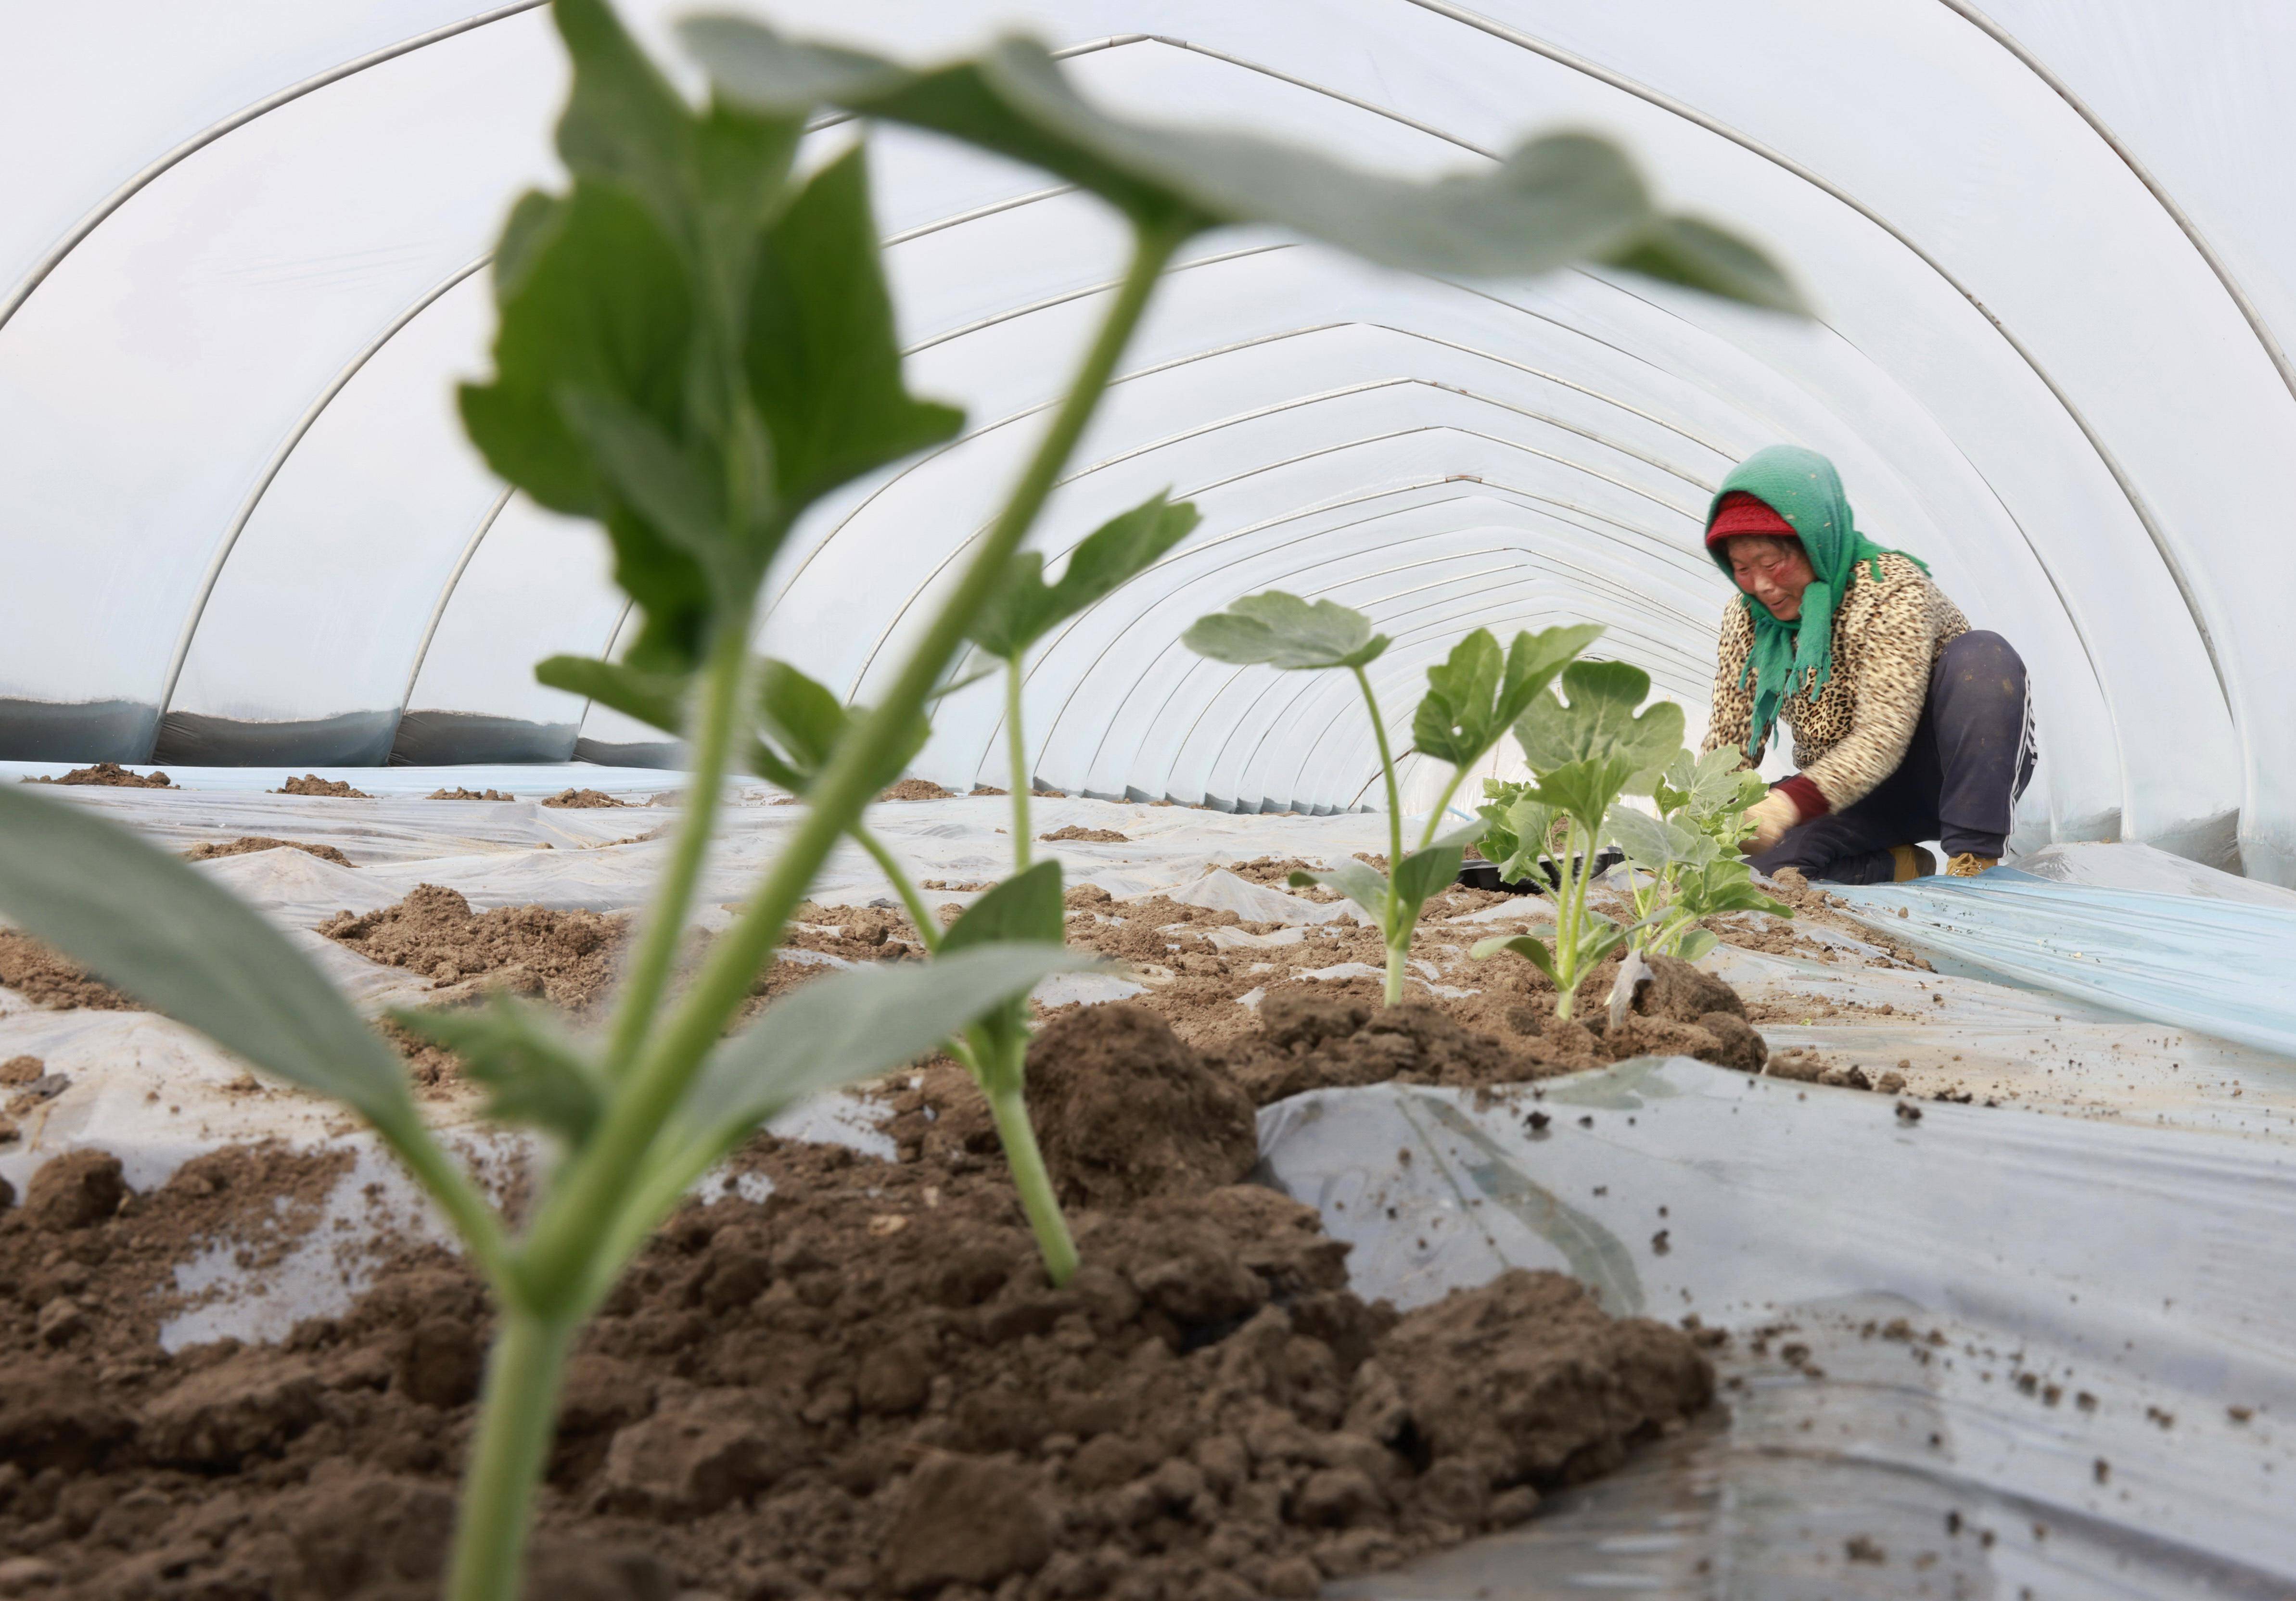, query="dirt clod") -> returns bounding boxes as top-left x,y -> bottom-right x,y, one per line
1039,826 -> 1129,843
880,779 -> 956,801
19,763 -> 175,788
542,788 -> 629,809
23,1149 -> 126,1231
185,836 -> 354,866
319,884 -> 625,1009
273,774 -> 371,798
0,932 -> 134,1011
428,787 -> 515,801
1024,1005 -> 1258,1207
